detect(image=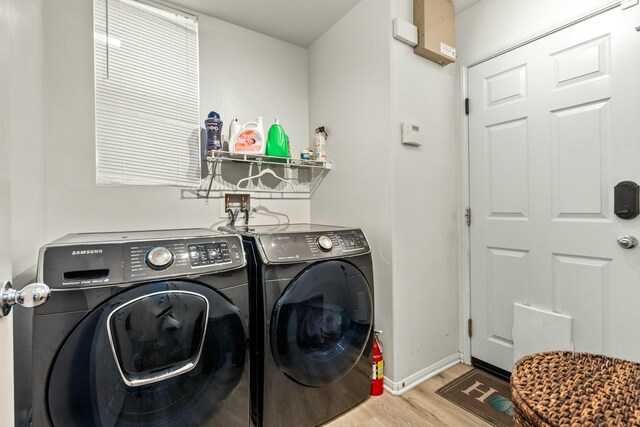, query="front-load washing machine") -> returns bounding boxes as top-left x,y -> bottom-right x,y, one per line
27,229 -> 249,427
220,224 -> 374,427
